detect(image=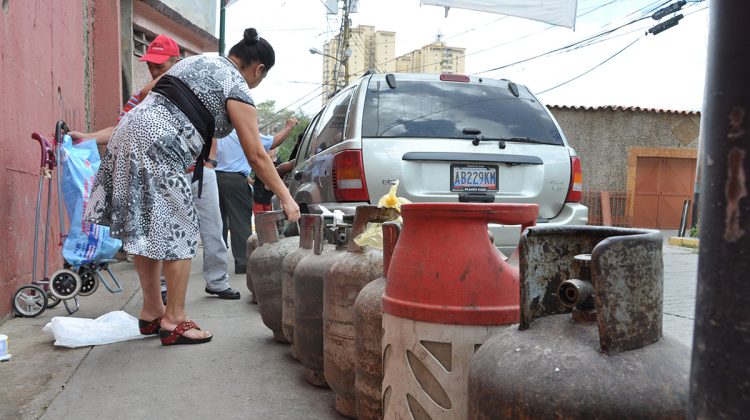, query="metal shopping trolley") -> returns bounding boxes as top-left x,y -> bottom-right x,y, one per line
12,121 -> 123,317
